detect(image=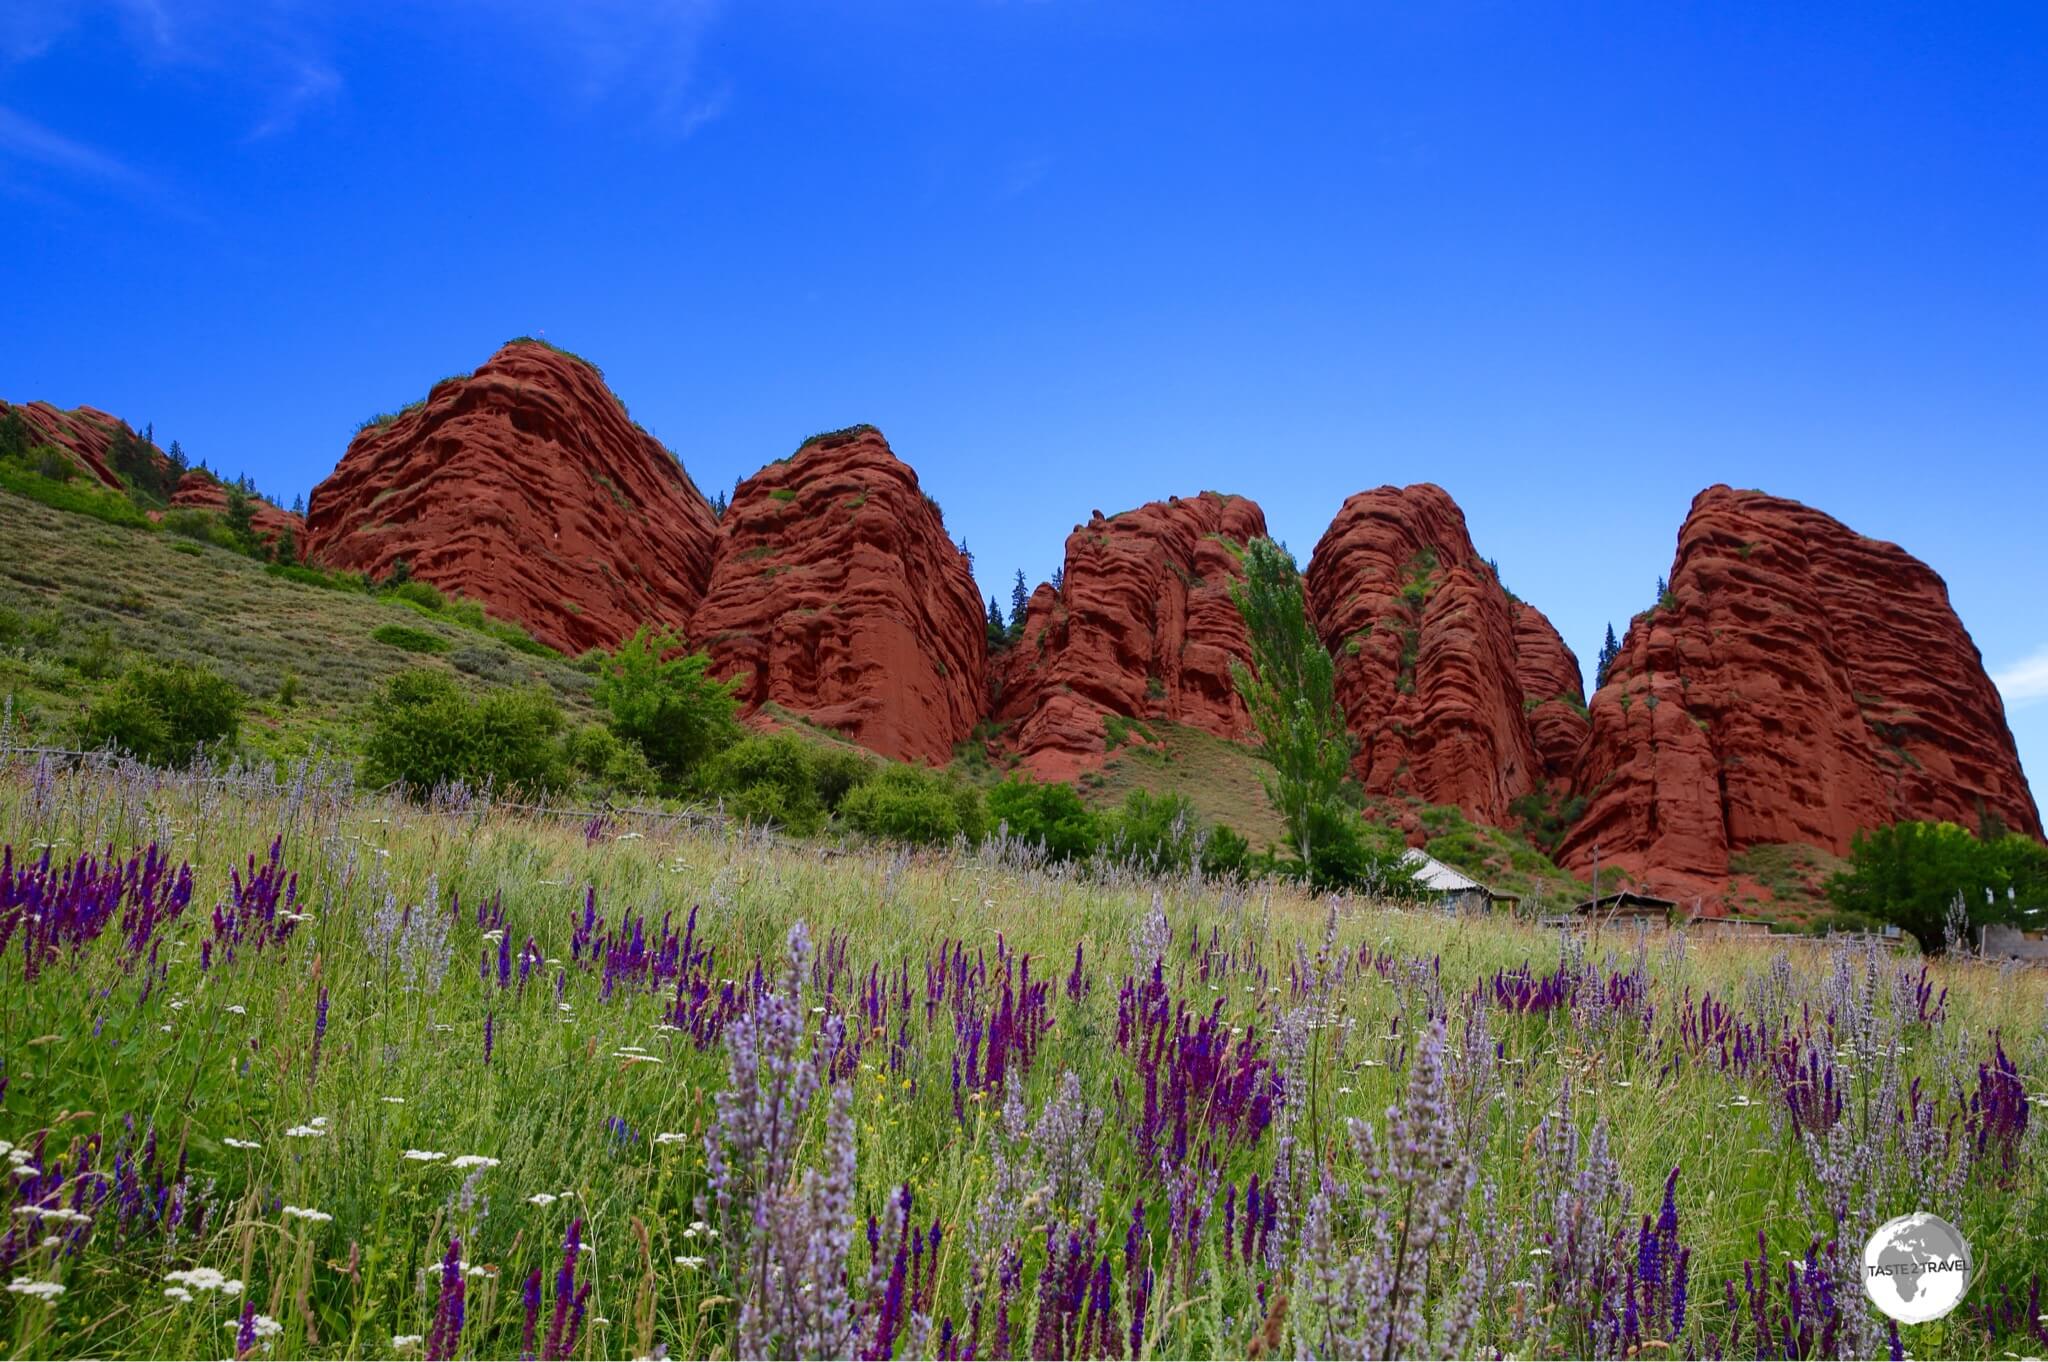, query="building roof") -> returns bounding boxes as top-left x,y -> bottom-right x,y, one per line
1401,848 -> 1487,894
1571,890 -> 1680,916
